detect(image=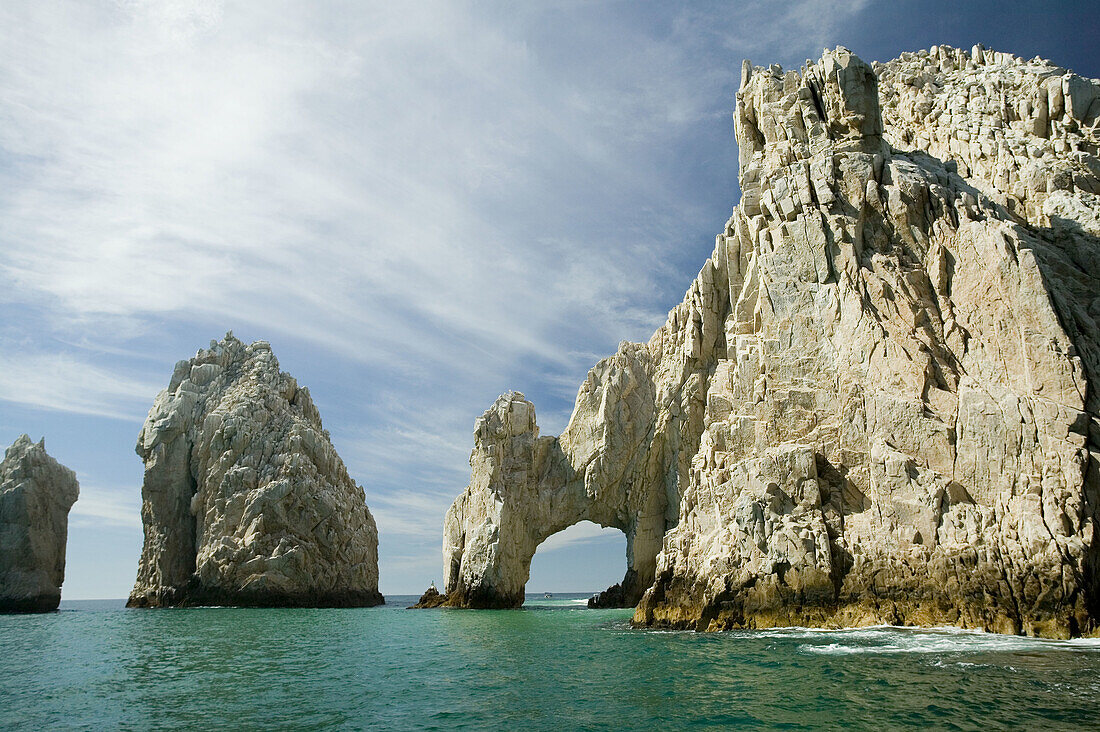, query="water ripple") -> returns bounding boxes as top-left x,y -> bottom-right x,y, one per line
0,597 -> 1096,730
